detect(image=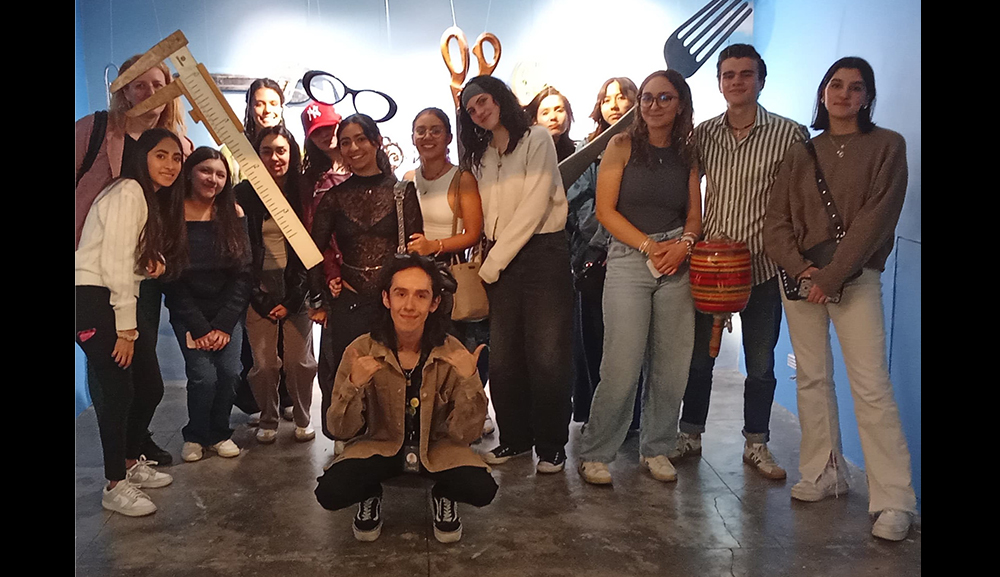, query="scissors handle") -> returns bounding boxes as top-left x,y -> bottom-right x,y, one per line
440,26 -> 470,108
472,33 -> 502,77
